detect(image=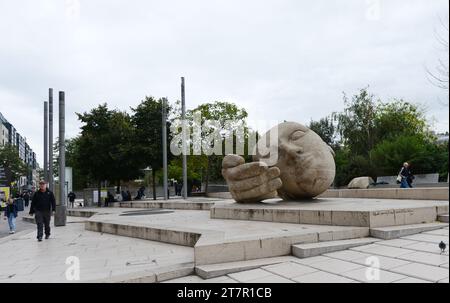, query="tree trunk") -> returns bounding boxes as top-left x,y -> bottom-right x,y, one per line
152,169 -> 156,200
205,156 -> 211,194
